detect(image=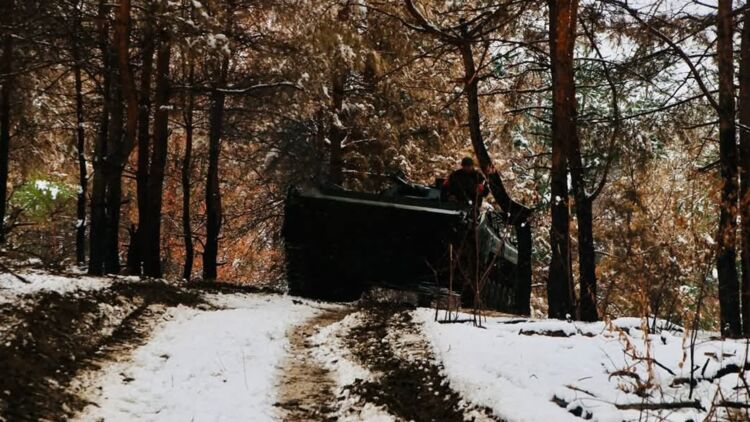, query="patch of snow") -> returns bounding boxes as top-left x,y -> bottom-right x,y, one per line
0,271 -> 114,305
34,180 -> 61,199
415,309 -> 749,422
